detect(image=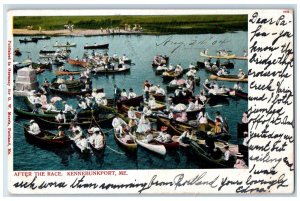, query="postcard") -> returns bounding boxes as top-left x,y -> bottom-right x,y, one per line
5,8 -> 294,194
